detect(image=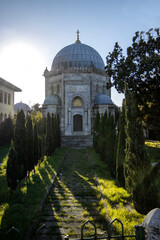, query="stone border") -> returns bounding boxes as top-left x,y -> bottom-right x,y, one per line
24,150 -> 68,240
